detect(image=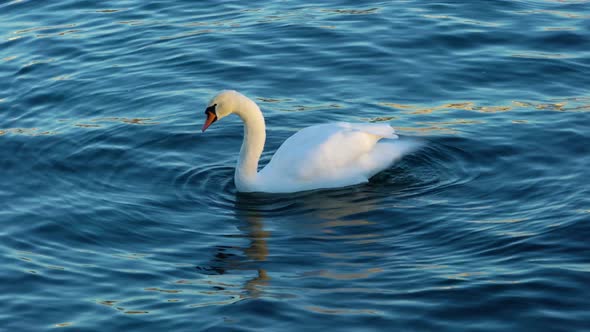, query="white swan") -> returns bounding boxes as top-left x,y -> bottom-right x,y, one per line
201,90 -> 417,193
